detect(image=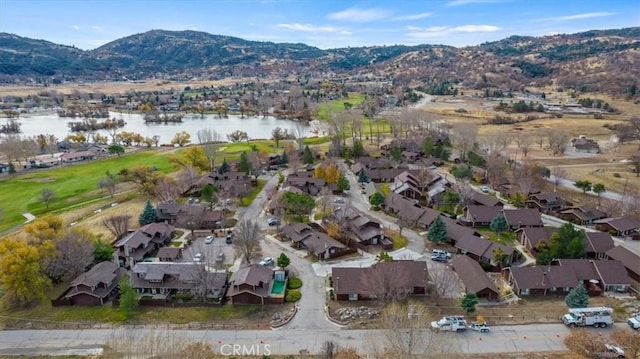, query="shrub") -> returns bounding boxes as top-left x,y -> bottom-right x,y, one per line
613,173 -> 621,178
285,289 -> 301,302
287,278 -> 303,290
